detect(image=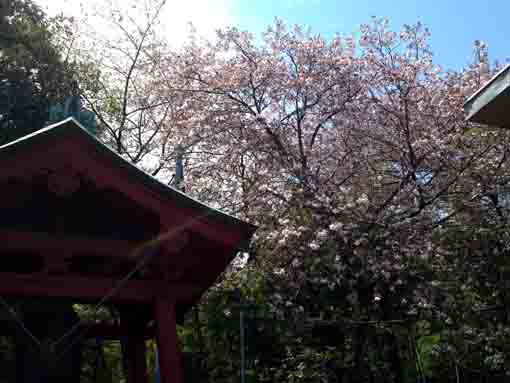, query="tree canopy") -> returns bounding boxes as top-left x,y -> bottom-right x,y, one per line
0,0 -> 77,144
